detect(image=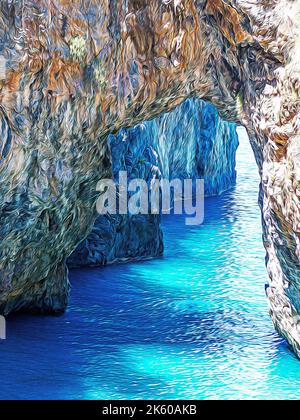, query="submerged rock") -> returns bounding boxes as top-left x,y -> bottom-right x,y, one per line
1,1 -> 300,357
69,99 -> 238,267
